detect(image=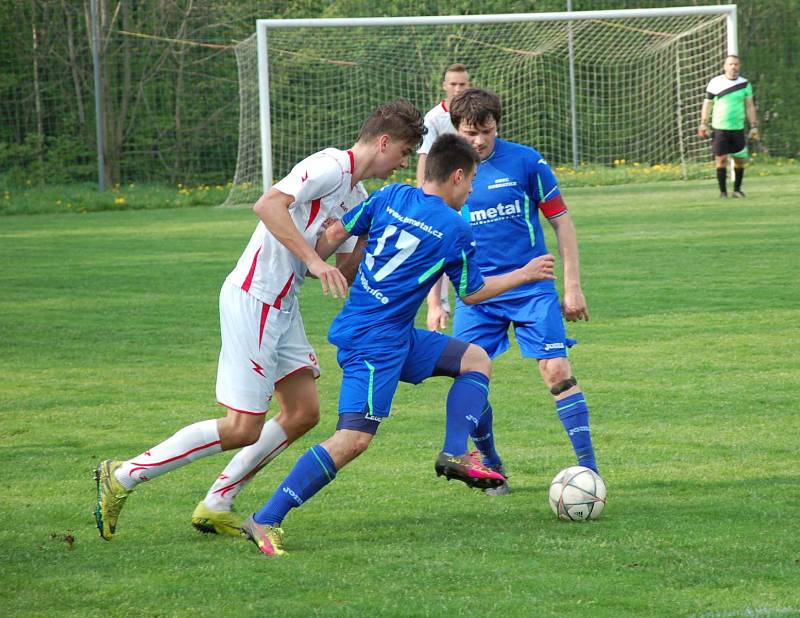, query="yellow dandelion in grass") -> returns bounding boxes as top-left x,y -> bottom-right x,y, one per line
115,196 -> 126,205
633,162 -> 641,167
